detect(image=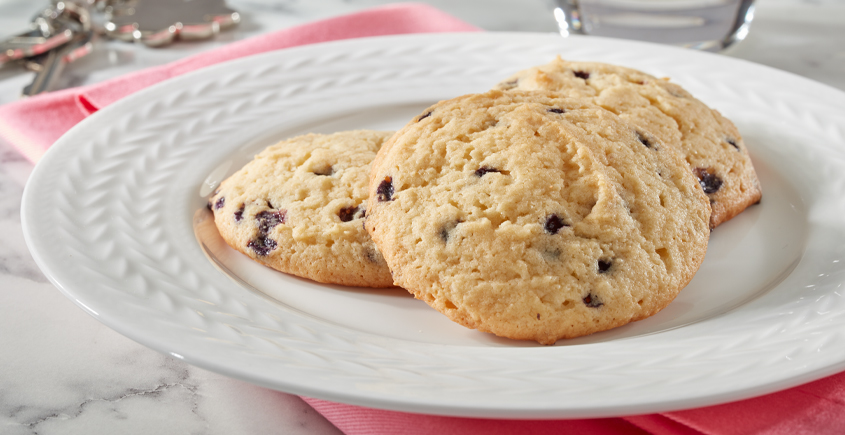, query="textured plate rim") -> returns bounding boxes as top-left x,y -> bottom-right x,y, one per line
21,32 -> 845,418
